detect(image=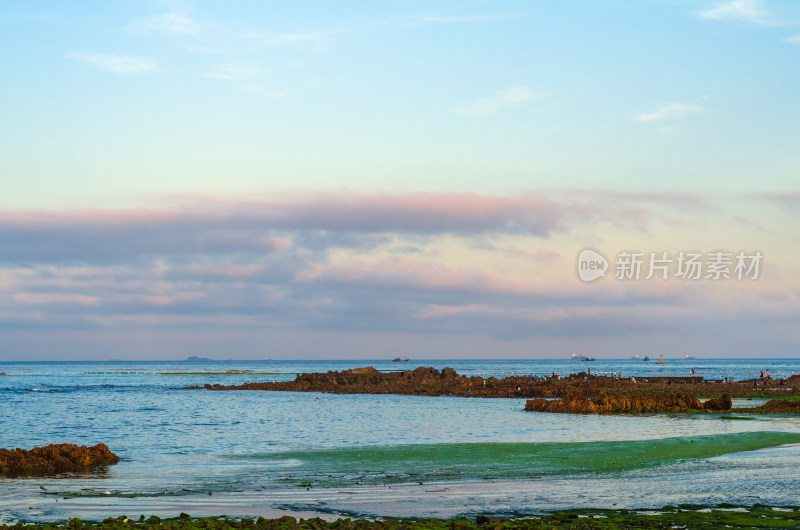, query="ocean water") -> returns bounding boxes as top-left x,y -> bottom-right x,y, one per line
2,358 -> 800,521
